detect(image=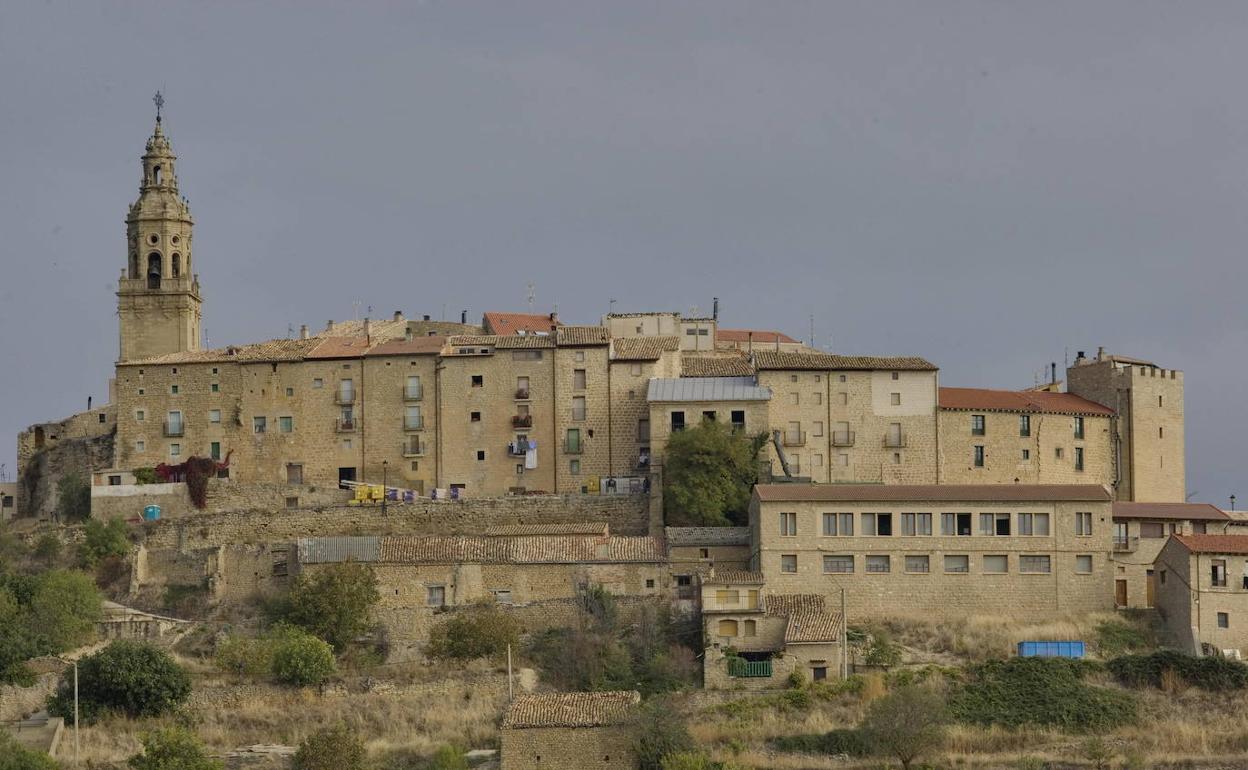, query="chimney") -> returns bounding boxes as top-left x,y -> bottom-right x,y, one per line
461,310 -> 468,324
326,320 -> 335,332
299,324 -> 309,340
747,331 -> 753,353
1050,362 -> 1057,384
1097,346 -> 1105,362
87,395 -> 93,411
404,327 -> 413,342
423,314 -> 431,321
363,318 -> 371,340
712,297 -> 719,321
549,311 -> 559,323
393,310 -> 403,322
